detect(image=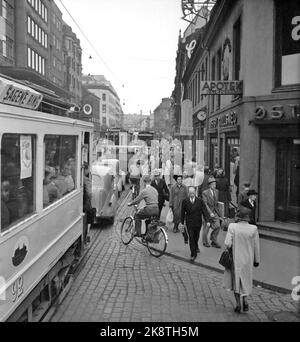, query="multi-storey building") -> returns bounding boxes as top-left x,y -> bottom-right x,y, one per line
0,0 -> 82,104
0,0 -> 15,67
49,0 -> 63,88
62,21 -> 82,104
173,0 -> 300,287
82,74 -> 123,130
153,98 -> 174,138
